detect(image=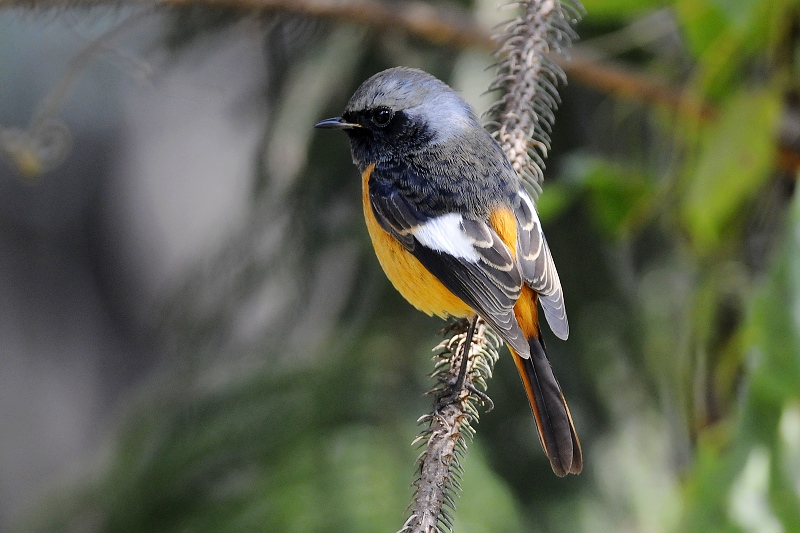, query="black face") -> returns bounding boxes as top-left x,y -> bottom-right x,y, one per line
341,106 -> 433,166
